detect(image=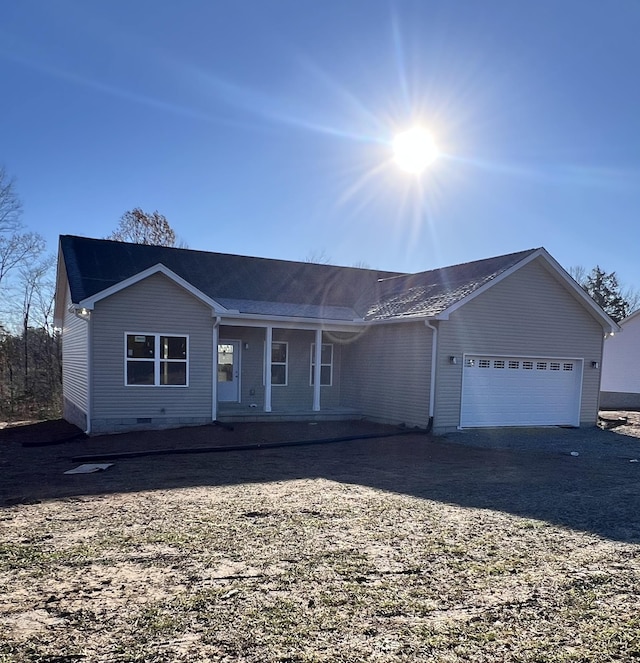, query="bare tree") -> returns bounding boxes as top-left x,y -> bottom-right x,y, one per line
20,256 -> 55,388
0,168 -> 45,293
304,249 -> 333,265
0,167 -> 59,419
0,256 -> 61,419
0,232 -> 45,290
0,166 -> 23,233
622,285 -> 640,316
567,265 -> 587,285
108,208 -> 177,246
